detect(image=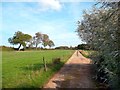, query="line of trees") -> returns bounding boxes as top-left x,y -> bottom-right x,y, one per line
77,1 -> 119,89
77,44 -> 91,50
8,31 -> 55,50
